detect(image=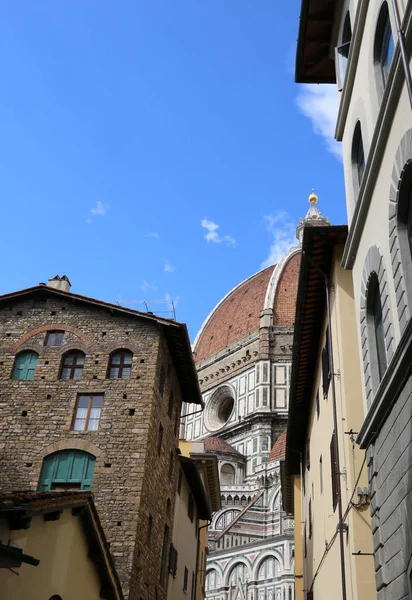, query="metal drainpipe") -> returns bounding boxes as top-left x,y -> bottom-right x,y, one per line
390,0 -> 412,109
303,252 -> 347,600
